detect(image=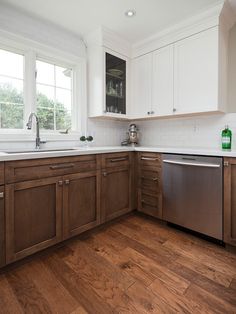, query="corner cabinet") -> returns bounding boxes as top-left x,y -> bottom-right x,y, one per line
224,158 -> 236,247
87,45 -> 130,119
